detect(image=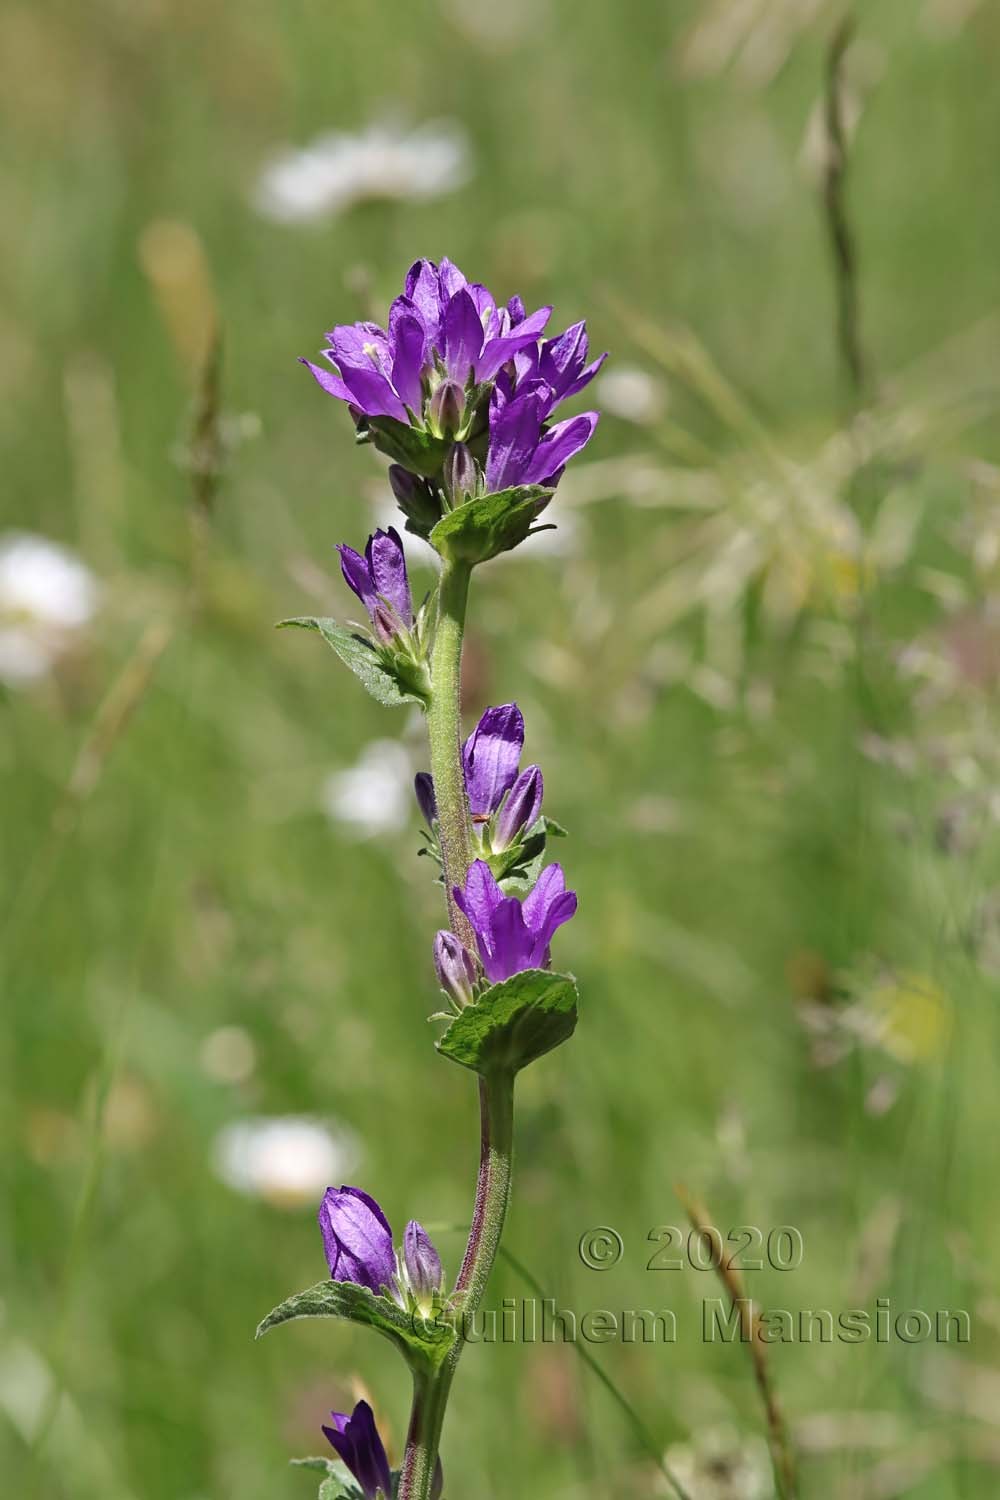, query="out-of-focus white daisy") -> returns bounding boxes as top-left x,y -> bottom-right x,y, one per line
663,1426 -> 774,1499
212,1115 -> 357,1208
323,738 -> 414,838
594,365 -> 667,426
0,532 -> 100,686
254,119 -> 472,225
